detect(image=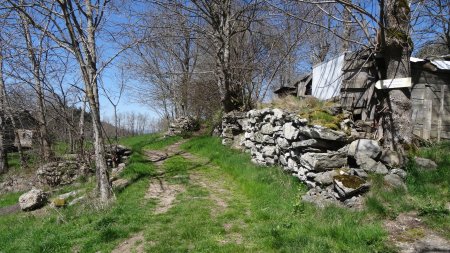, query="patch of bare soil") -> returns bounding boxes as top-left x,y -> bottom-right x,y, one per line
0,204 -> 21,216
145,150 -> 168,167
111,232 -> 146,253
145,177 -> 185,214
189,172 -> 229,216
384,212 -> 450,253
